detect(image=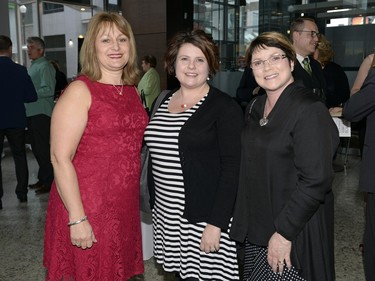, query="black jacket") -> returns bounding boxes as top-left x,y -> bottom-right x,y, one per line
293,56 -> 327,104
344,68 -> 375,193
148,86 -> 243,229
236,66 -> 259,103
0,56 -> 37,129
322,61 -> 350,108
230,81 -> 339,281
